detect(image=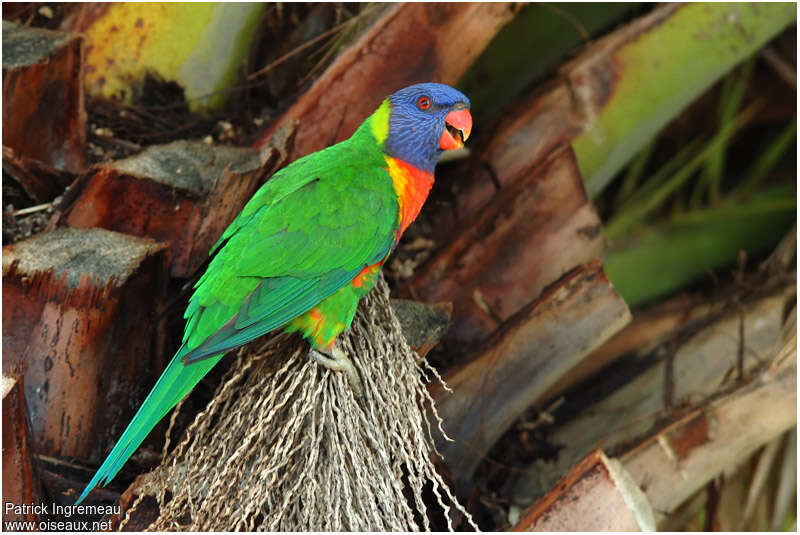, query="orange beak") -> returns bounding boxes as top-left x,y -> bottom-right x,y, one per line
440,107 -> 472,150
